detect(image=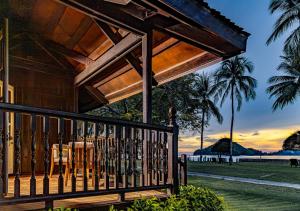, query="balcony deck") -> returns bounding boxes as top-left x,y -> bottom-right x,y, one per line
1,175 -> 167,210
